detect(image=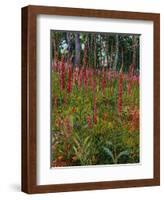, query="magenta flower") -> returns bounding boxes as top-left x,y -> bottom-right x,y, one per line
83,68 -> 87,90
60,56 -> 65,90
86,115 -> 92,128
78,68 -> 83,90
118,72 -> 123,115
67,67 -> 72,93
